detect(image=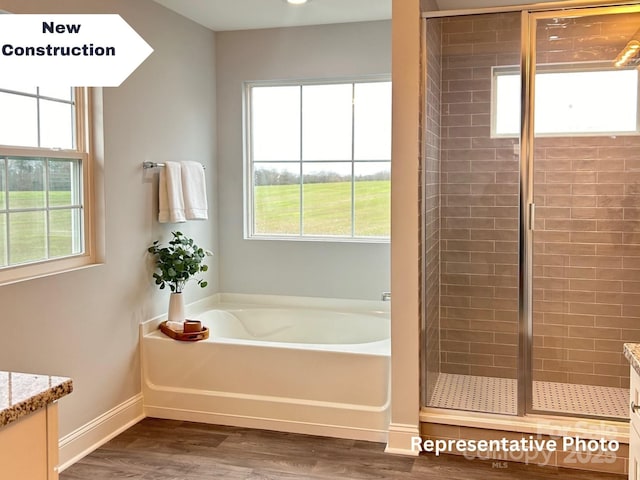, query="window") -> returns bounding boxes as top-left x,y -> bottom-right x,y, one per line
0,85 -> 95,284
245,79 -> 391,241
492,64 -> 639,137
